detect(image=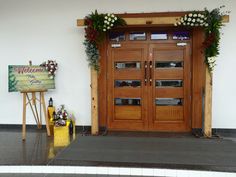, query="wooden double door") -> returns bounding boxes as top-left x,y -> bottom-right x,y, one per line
107,34 -> 191,132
